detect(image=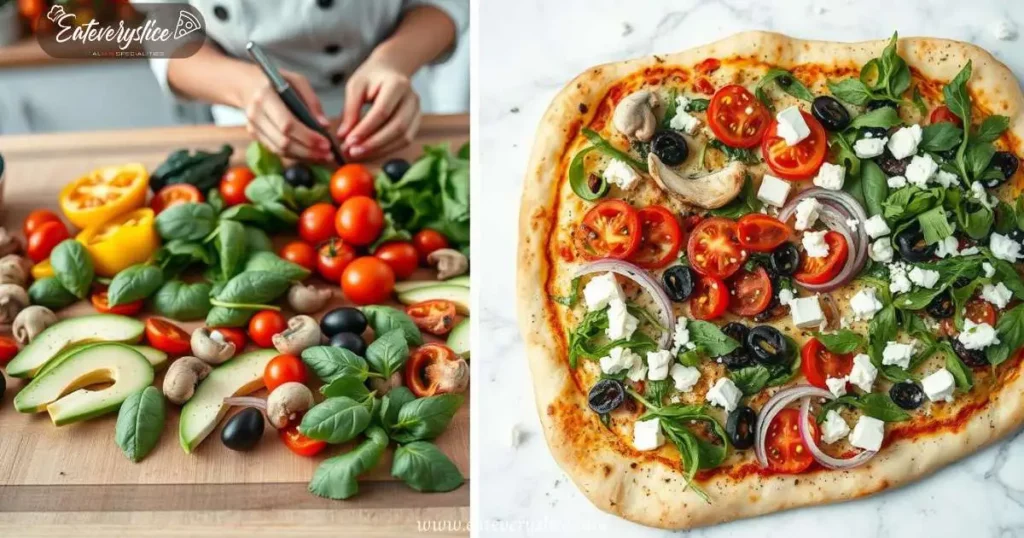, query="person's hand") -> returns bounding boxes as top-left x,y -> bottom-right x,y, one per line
241,67 -> 333,162
337,55 -> 423,161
